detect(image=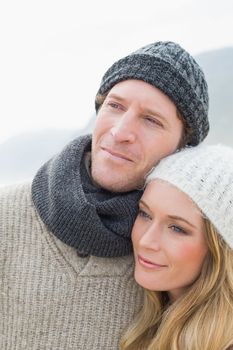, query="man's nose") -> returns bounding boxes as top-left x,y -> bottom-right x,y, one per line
110,112 -> 137,143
